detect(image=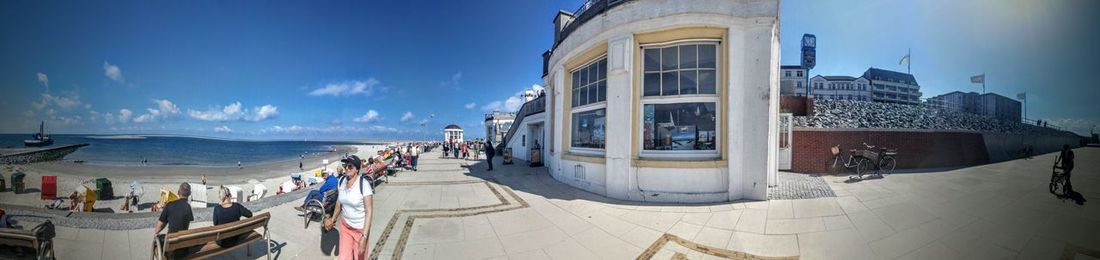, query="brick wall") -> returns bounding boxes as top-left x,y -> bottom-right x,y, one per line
780,96 -> 813,116
790,129 -> 990,173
